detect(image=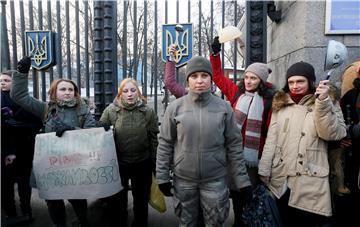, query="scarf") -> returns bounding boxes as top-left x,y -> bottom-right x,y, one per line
289,92 -> 310,104
120,98 -> 141,110
234,91 -> 264,167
